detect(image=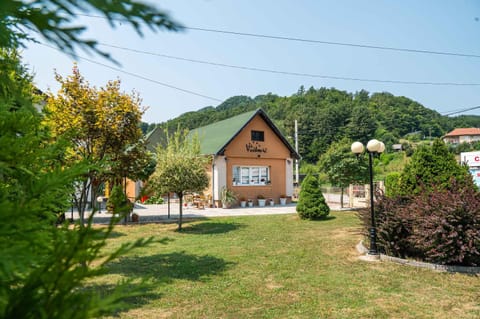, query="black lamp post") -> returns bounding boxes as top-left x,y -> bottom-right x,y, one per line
351,139 -> 385,255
